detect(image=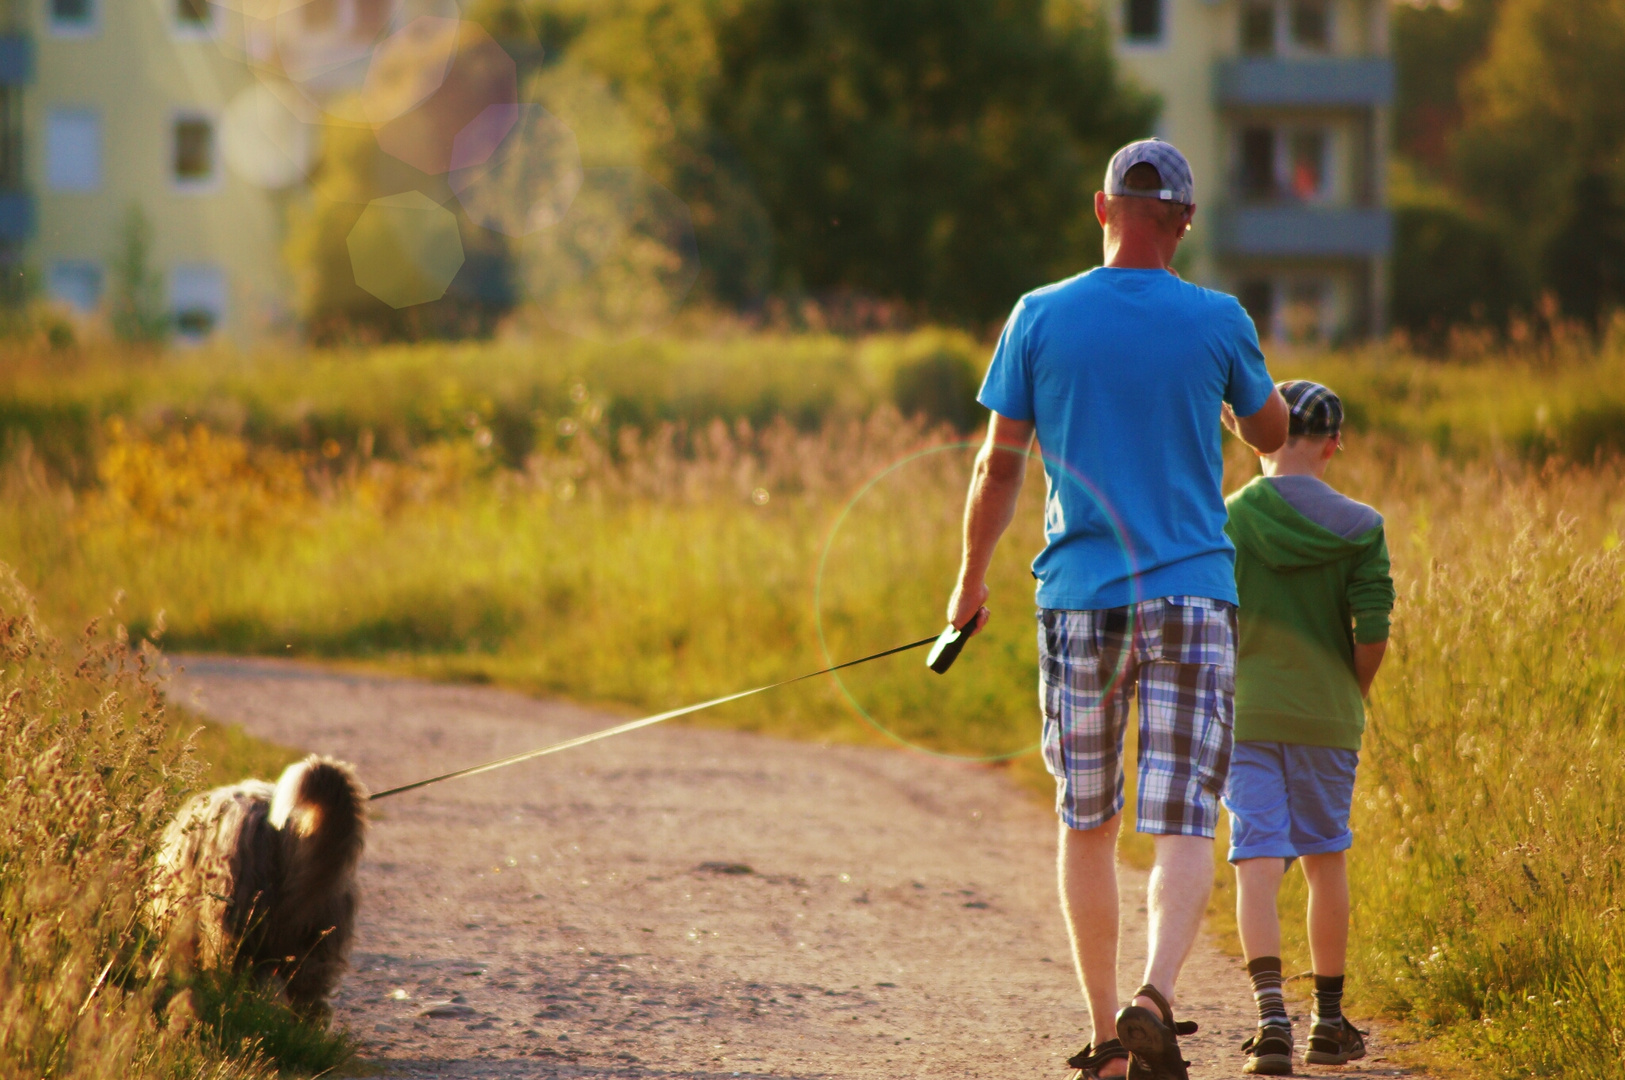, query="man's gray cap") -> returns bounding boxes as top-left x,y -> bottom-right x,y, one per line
1104,138 -> 1195,205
